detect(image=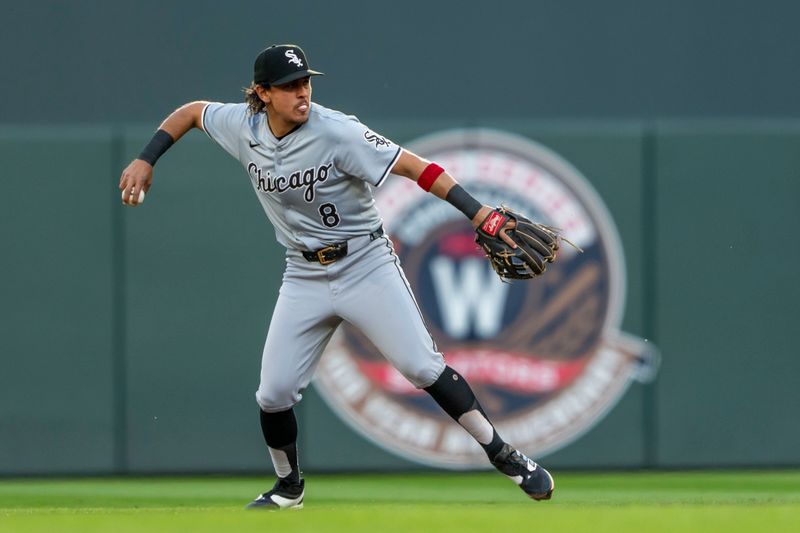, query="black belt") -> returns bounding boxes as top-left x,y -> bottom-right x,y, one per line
302,227 -> 384,265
